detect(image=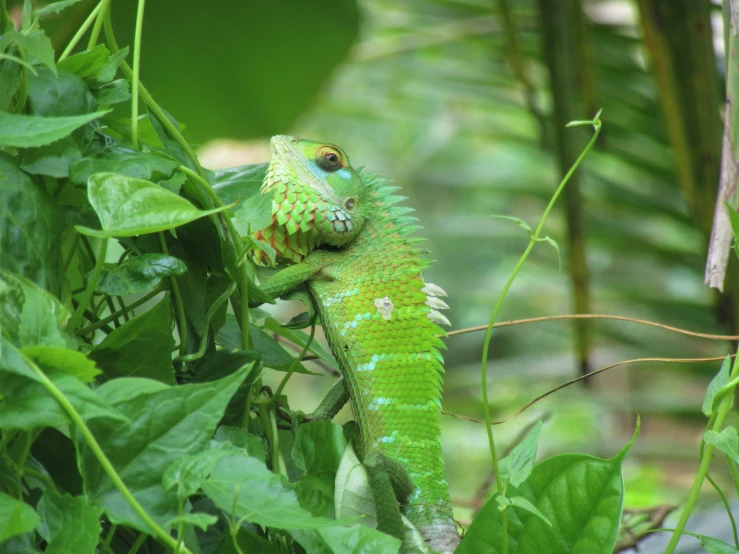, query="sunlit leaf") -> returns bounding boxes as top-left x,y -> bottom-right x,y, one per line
75,173 -> 229,238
